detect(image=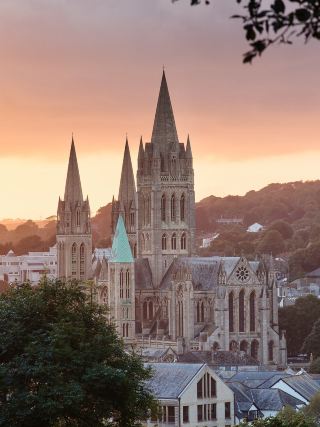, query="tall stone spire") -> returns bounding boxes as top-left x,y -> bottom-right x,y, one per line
64,137 -> 83,203
118,137 -> 136,207
151,71 -> 179,145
